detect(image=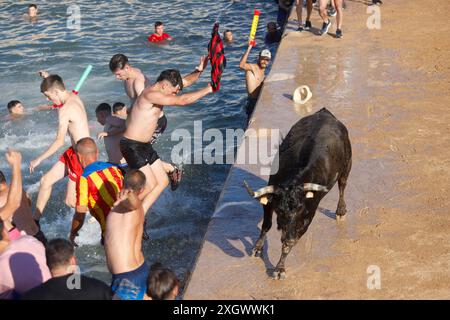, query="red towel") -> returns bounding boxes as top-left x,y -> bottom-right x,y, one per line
208,23 -> 226,92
